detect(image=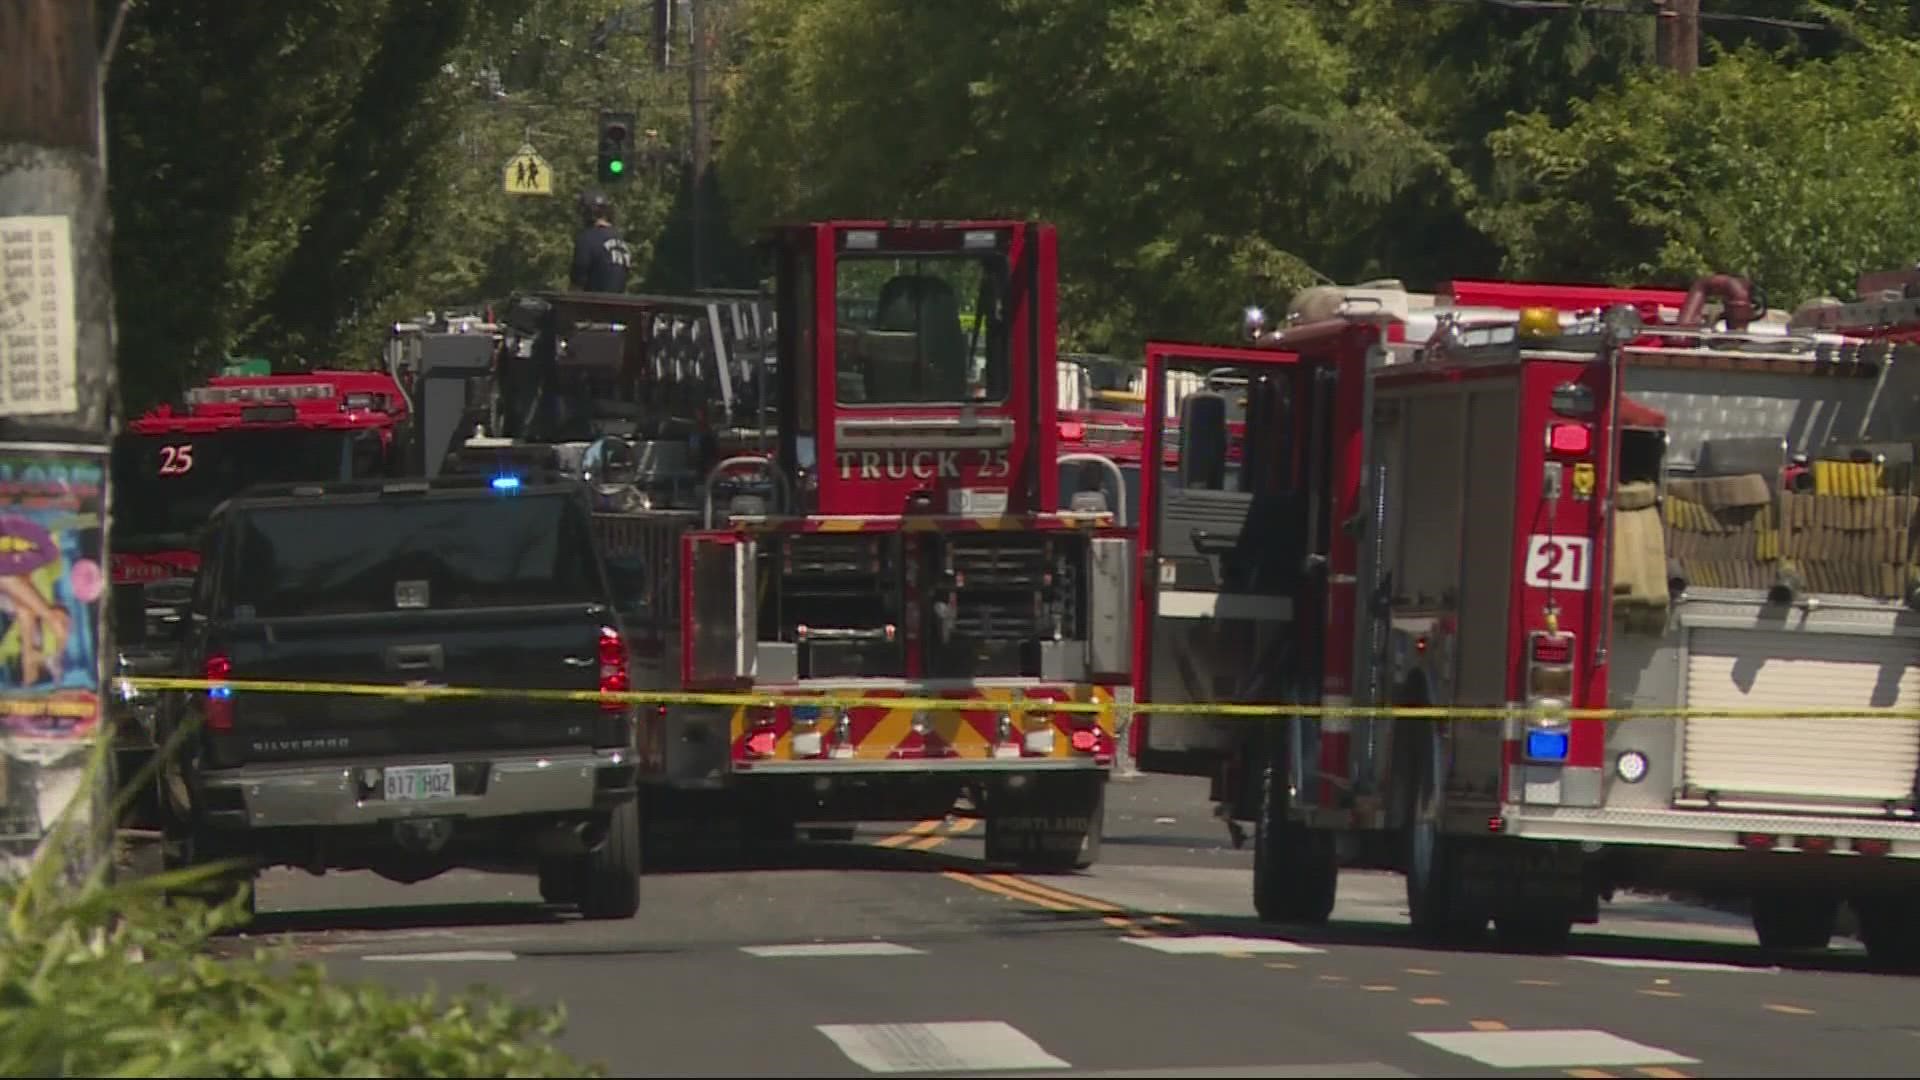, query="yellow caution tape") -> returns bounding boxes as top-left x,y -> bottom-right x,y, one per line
110,676 -> 1920,721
